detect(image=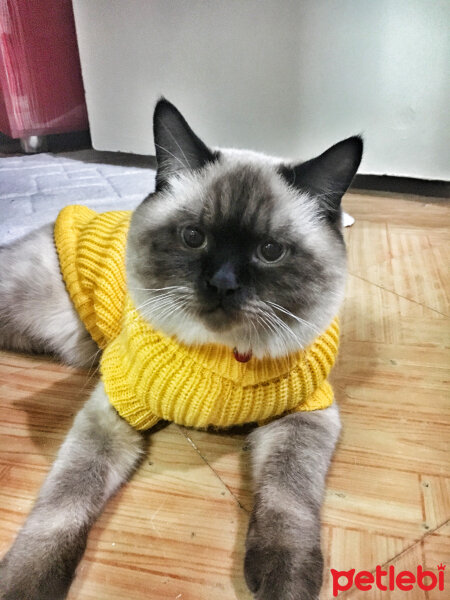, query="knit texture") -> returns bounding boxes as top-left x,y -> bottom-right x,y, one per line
54,205 -> 129,348
55,205 -> 339,431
